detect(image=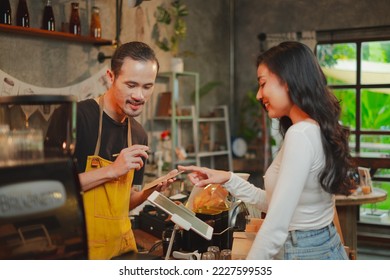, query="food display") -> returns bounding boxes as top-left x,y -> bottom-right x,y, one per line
192,184 -> 230,214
